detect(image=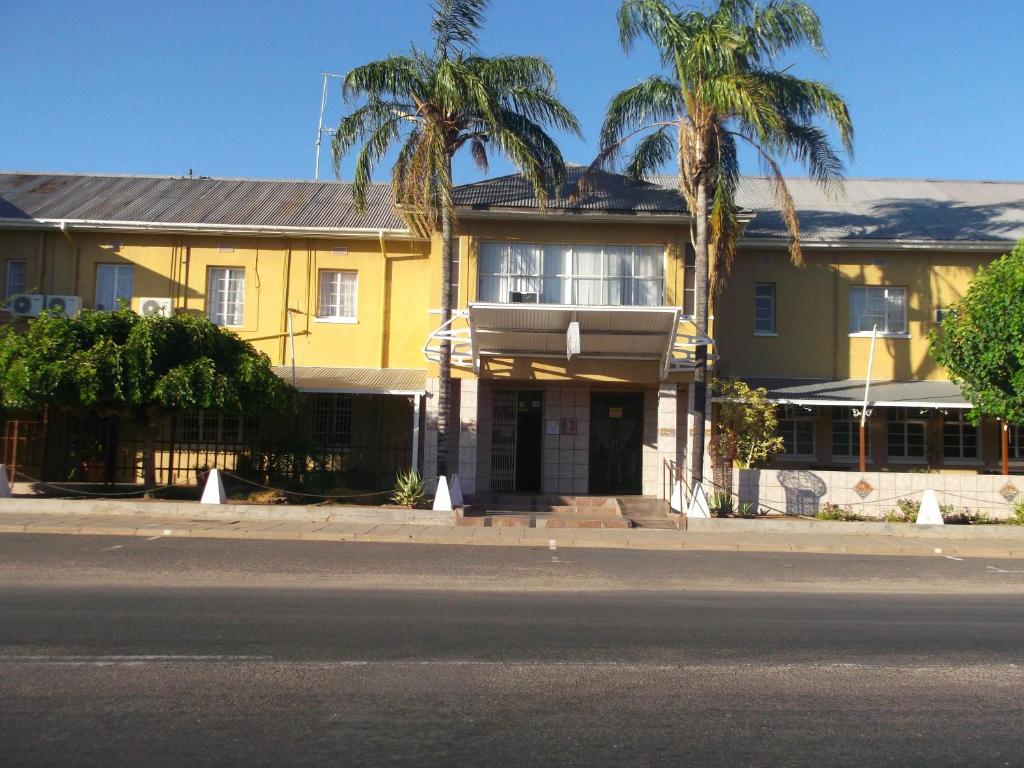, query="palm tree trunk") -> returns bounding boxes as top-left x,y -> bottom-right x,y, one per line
436,156 -> 454,480
691,179 -> 710,487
